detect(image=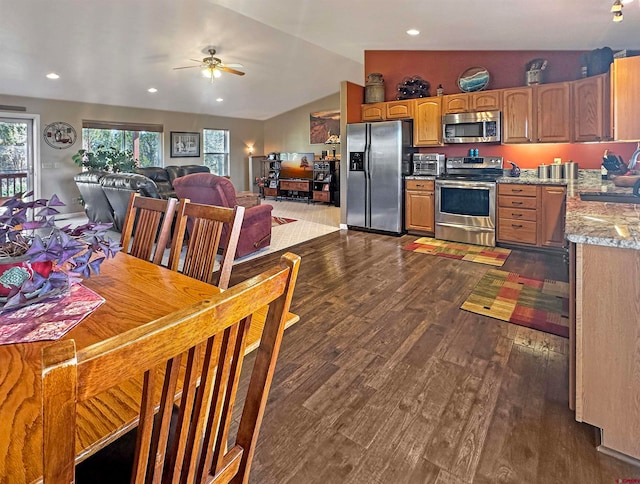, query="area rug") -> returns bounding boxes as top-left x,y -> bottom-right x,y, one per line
272,216 -> 297,226
461,269 -> 569,338
402,237 -> 511,267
